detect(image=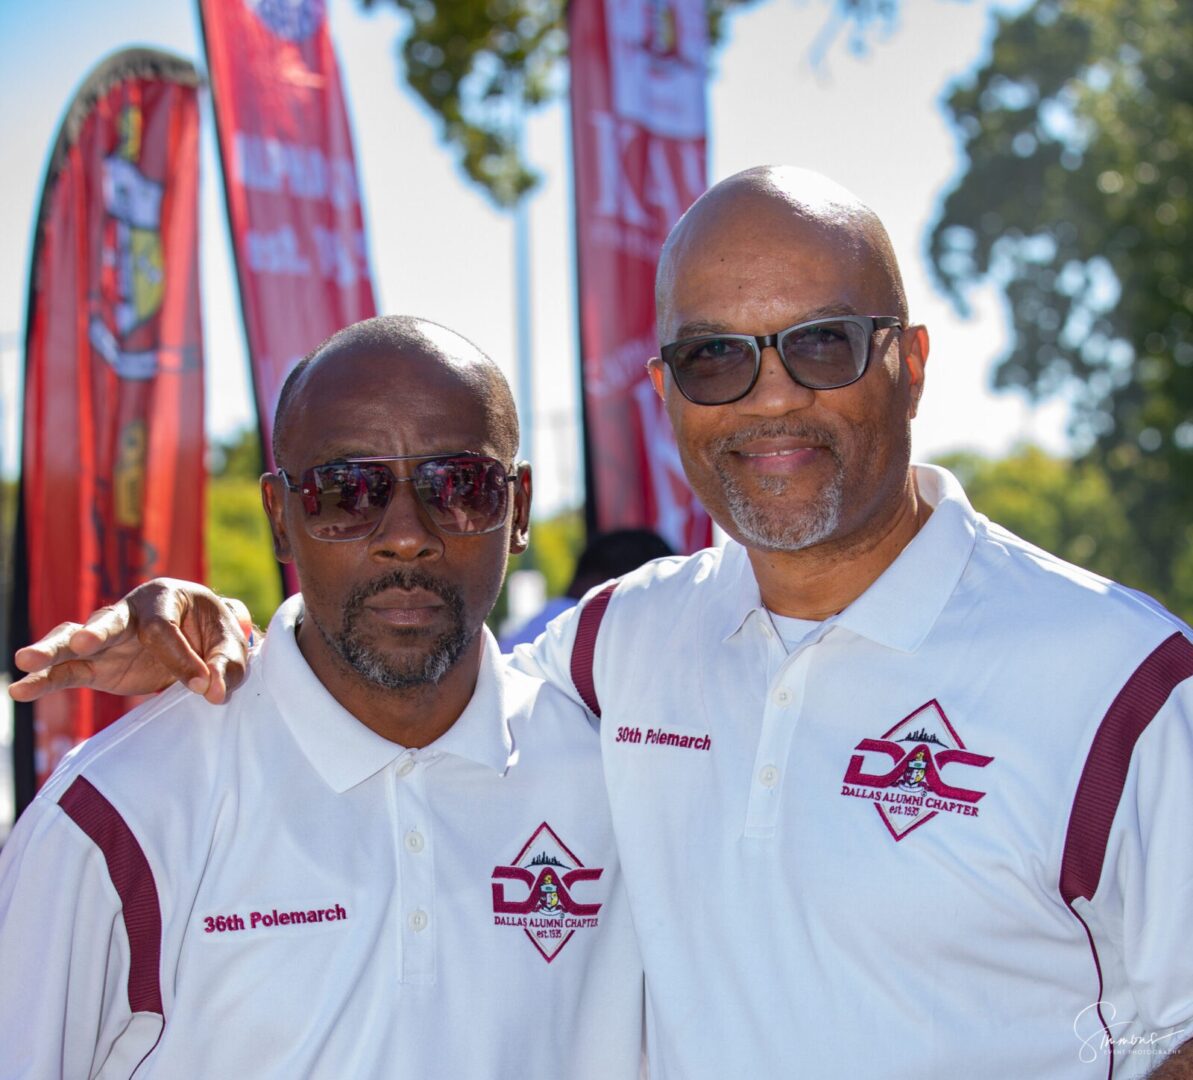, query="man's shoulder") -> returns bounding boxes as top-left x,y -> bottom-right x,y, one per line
603,544 -> 733,607
971,515 -> 1190,642
36,666 -> 272,820
500,657 -> 601,748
